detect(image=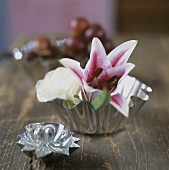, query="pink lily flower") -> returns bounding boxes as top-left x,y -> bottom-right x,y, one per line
60,37 -> 137,117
